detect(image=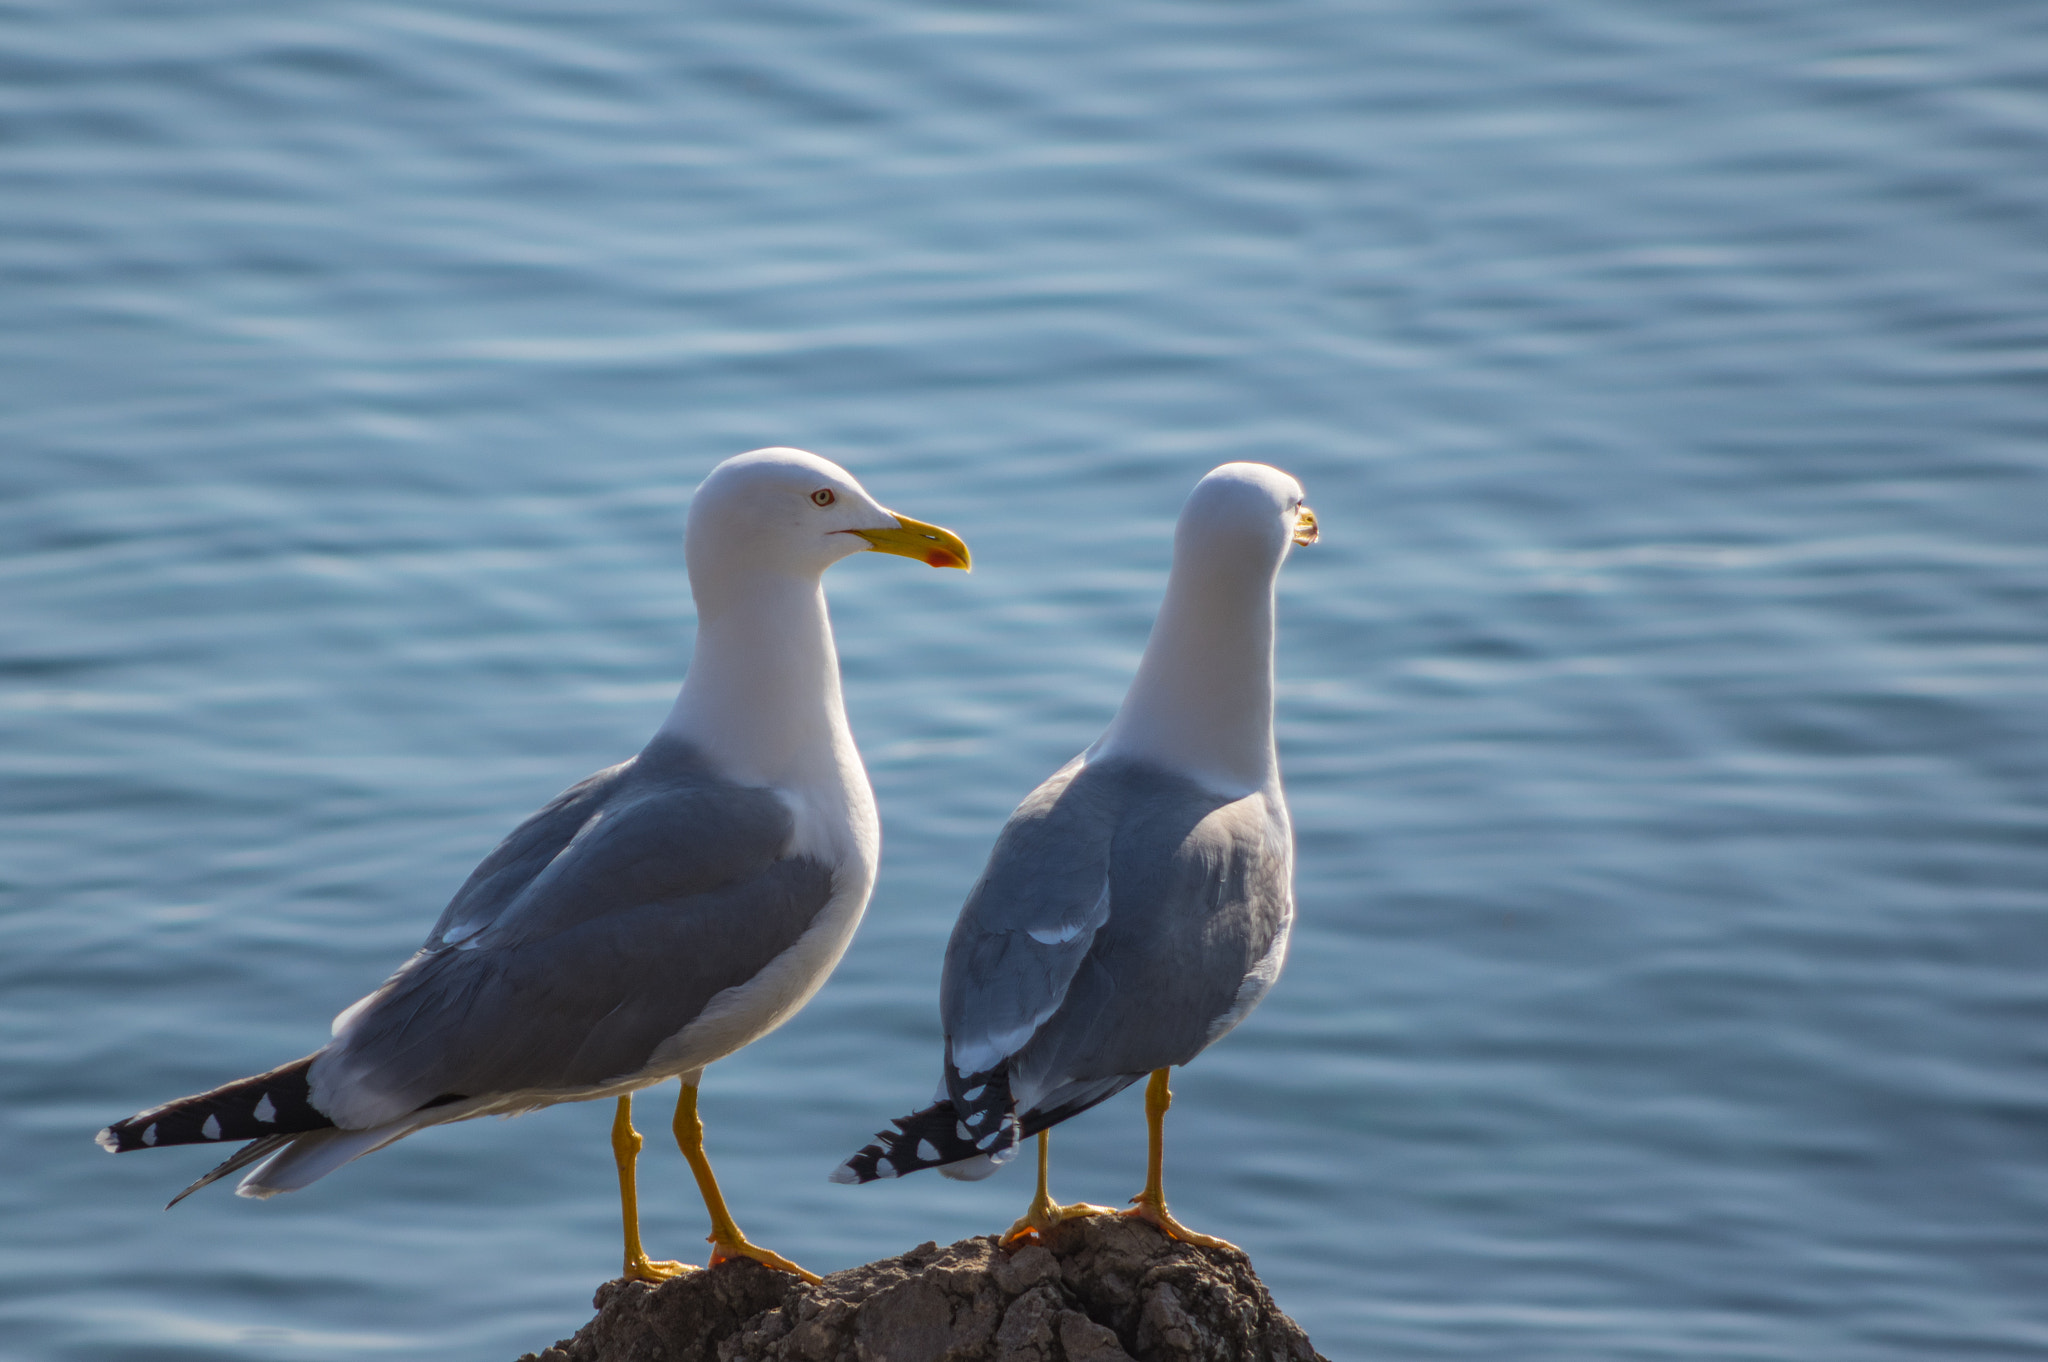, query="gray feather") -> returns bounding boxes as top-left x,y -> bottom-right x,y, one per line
322,735 -> 836,1113
940,757 -> 1116,1073
940,754 -> 1292,1113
